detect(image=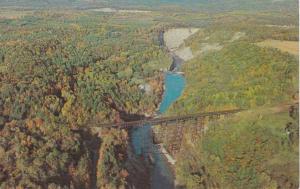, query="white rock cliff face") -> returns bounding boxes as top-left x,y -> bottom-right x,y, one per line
164,28 -> 199,61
